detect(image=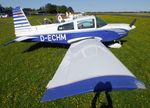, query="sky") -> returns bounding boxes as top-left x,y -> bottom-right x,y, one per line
0,0 -> 150,12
